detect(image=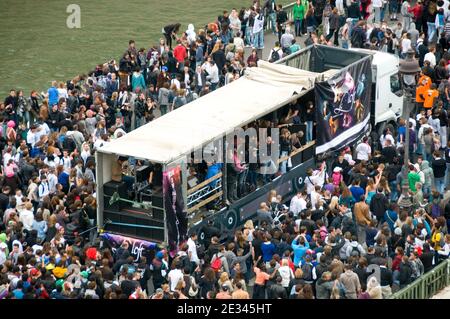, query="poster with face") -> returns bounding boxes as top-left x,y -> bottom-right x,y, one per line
163,165 -> 188,255
315,57 -> 372,155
